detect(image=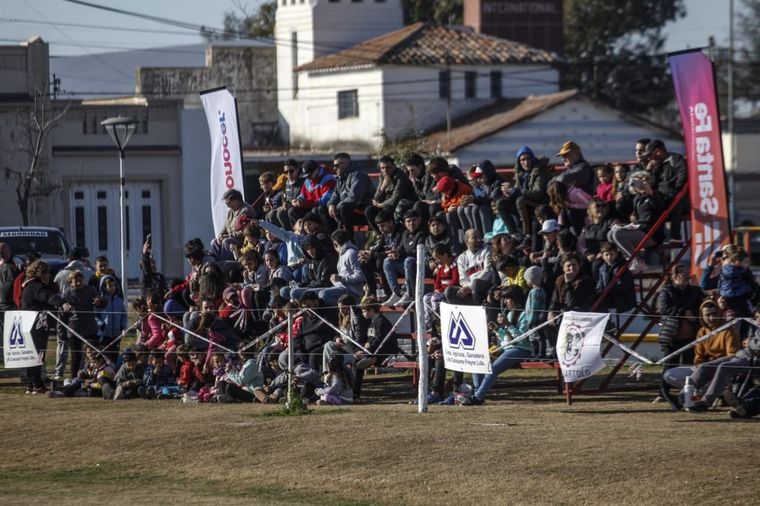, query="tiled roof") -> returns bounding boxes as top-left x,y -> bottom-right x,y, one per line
296,23 -> 557,73
420,89 -> 579,153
